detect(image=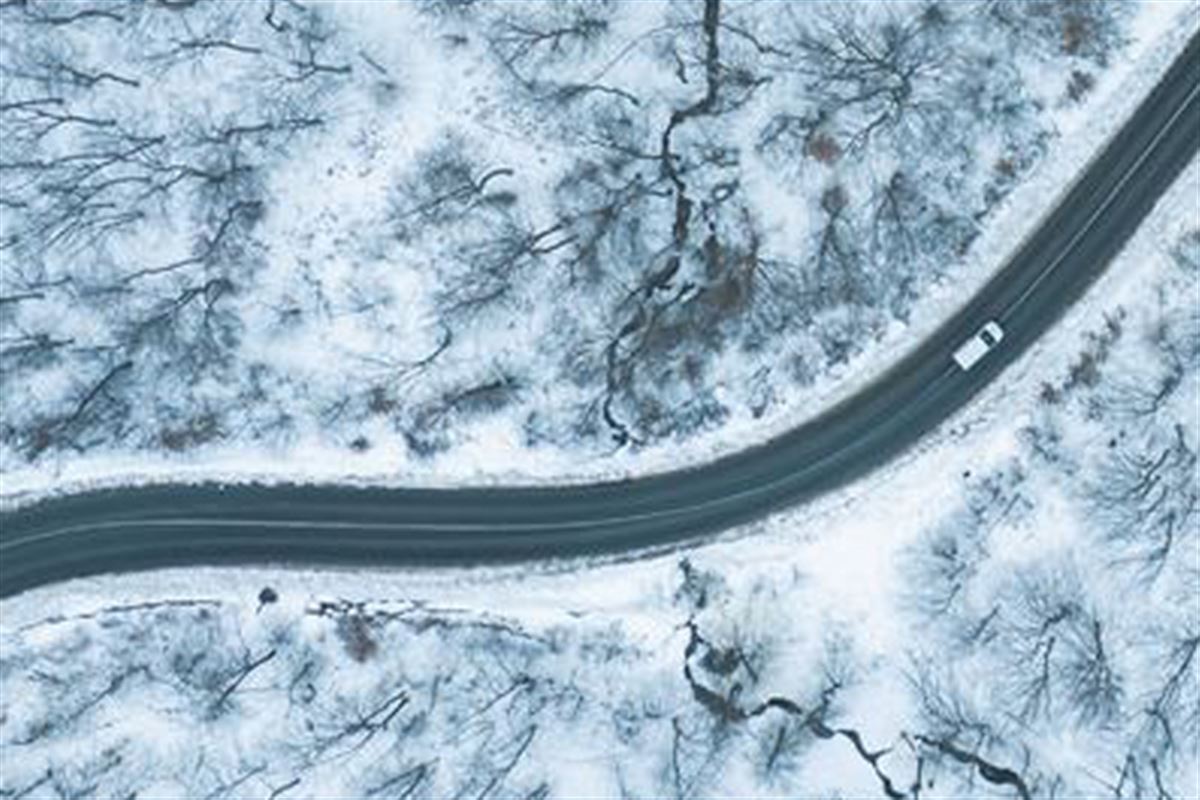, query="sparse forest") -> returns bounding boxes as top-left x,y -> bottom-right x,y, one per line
1,0 -> 365,464
899,226 -> 1199,799
0,561 -> 1060,800
7,216 -> 1195,799
0,0 -> 1159,488
1,4 -> 1196,796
